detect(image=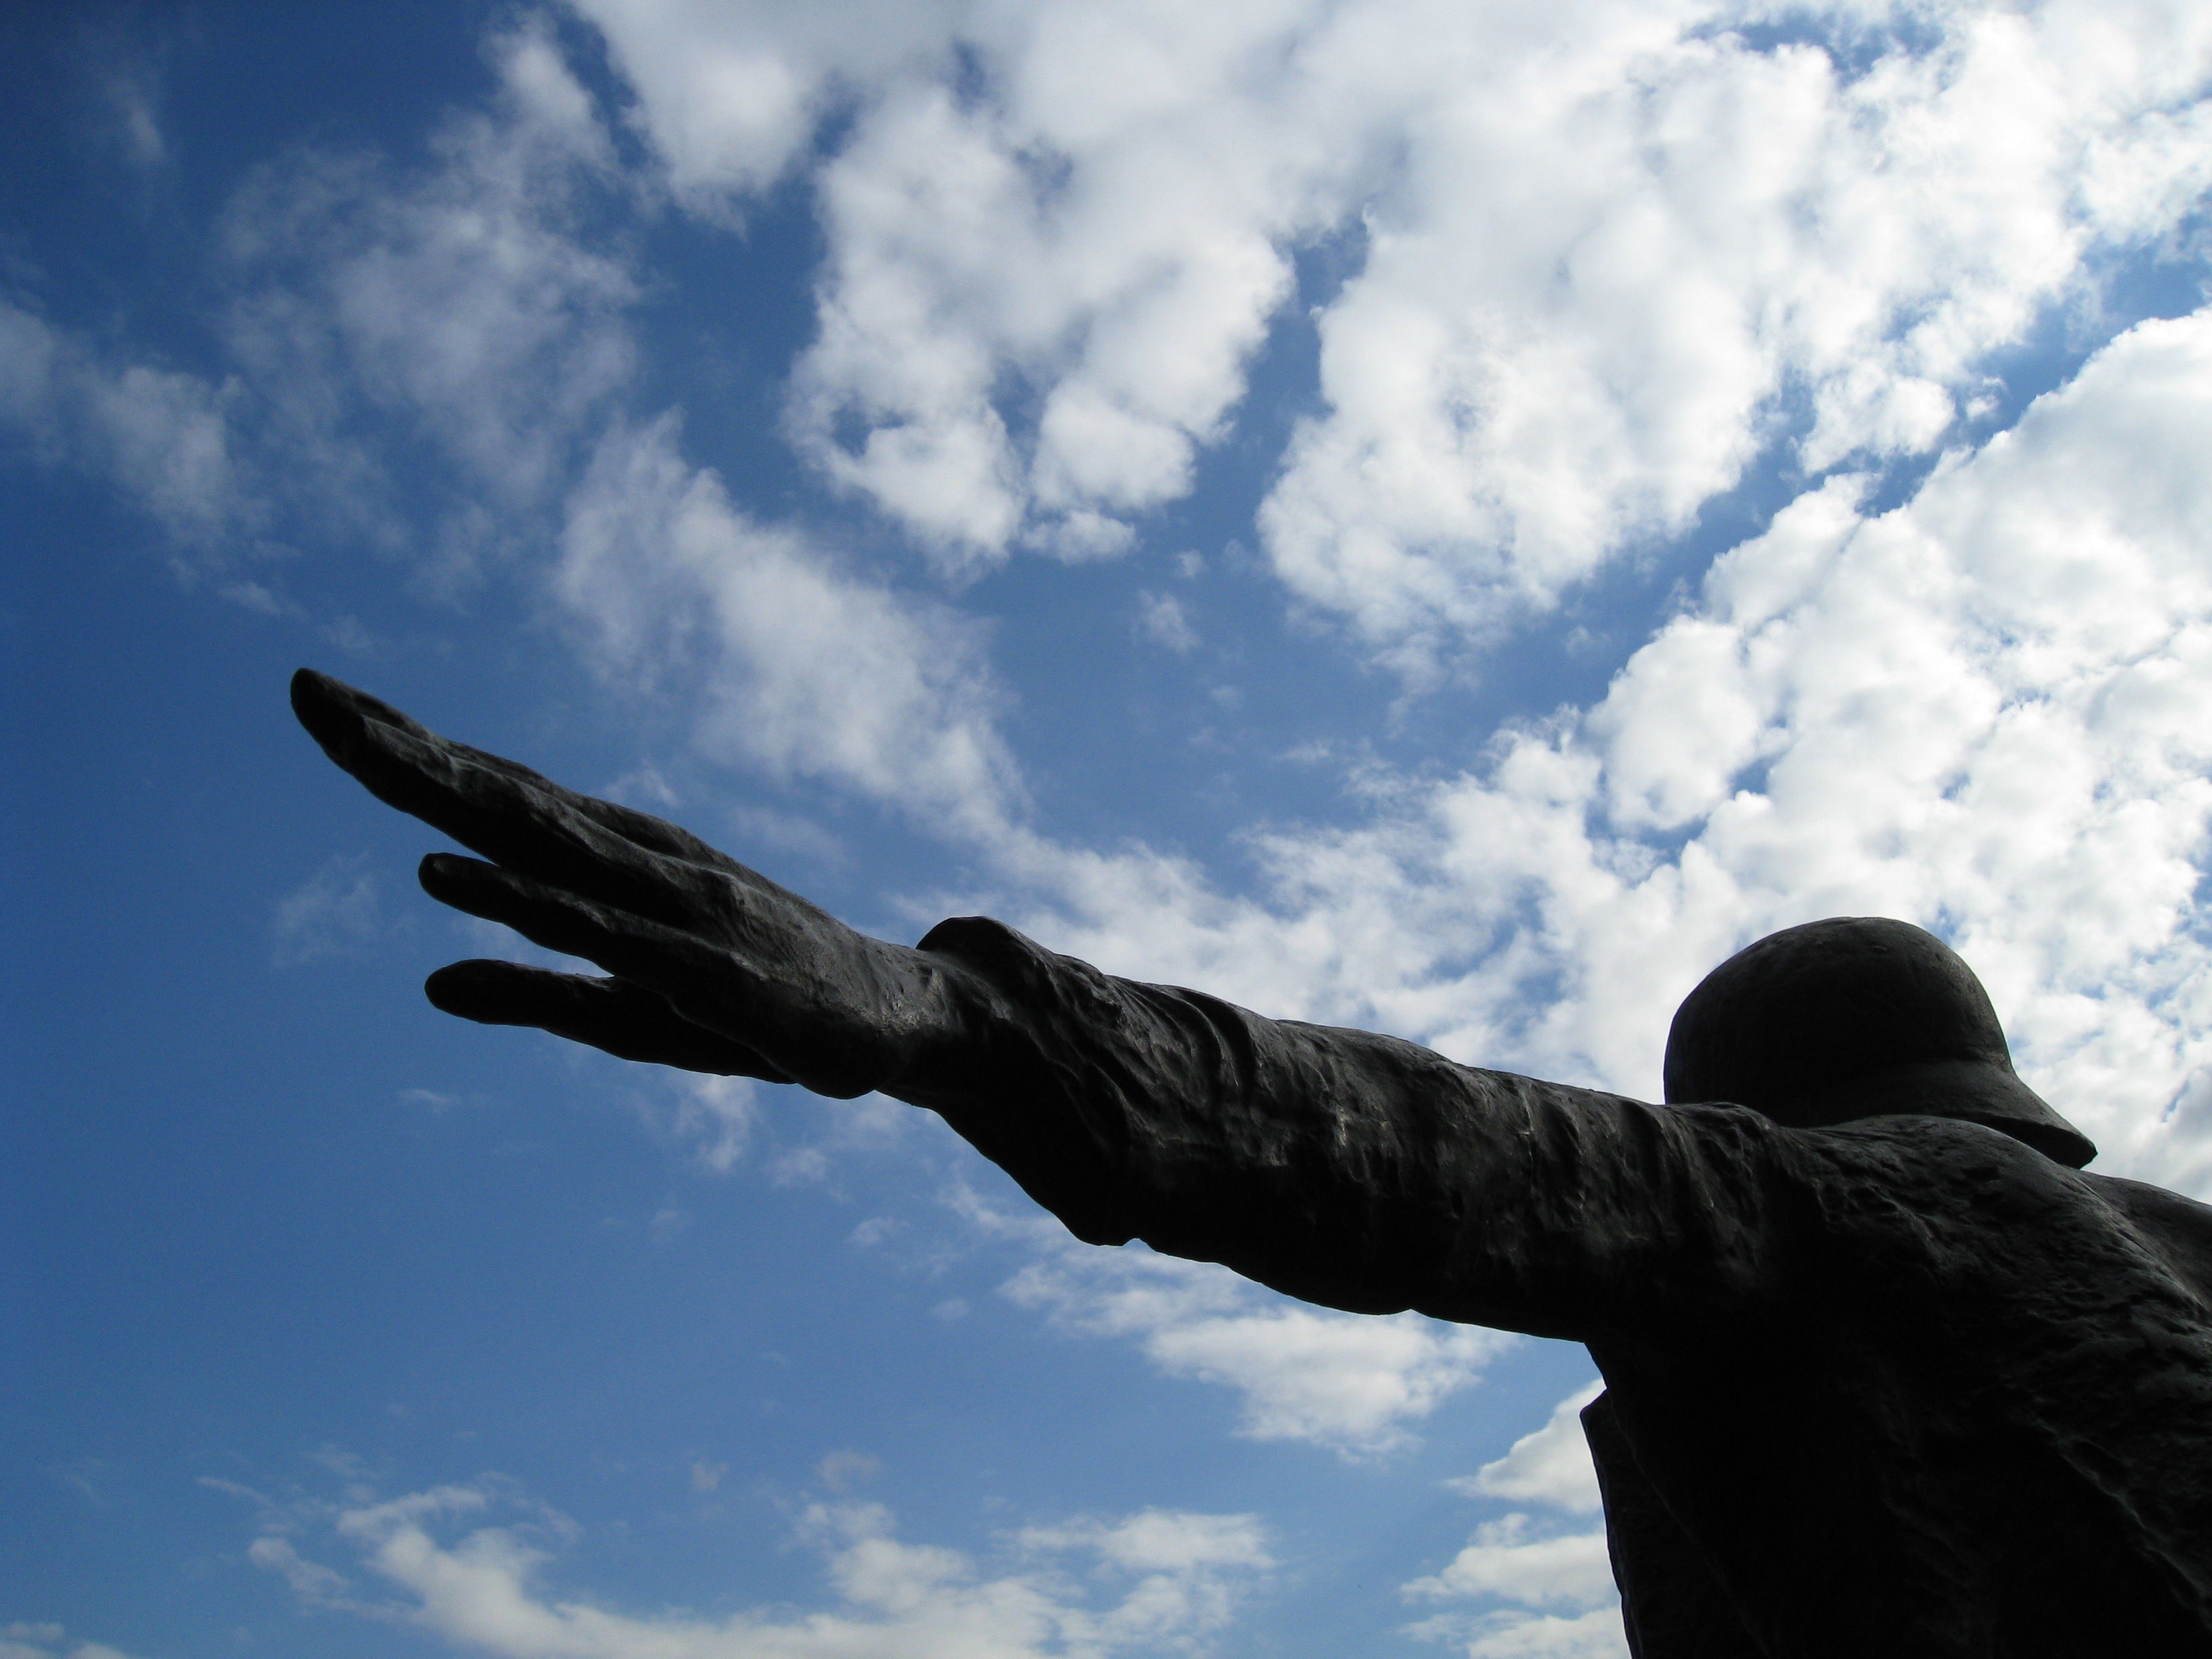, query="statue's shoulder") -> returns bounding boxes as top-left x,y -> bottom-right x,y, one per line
2082,1172 -> 2212,1303
1799,1123 -> 2212,1307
